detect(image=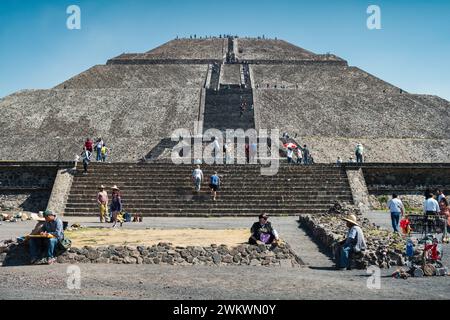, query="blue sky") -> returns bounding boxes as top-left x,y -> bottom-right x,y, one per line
1,0 -> 449,99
